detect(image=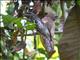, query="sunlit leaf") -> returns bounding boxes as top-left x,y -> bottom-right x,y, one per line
36,57 -> 45,60
2,15 -> 15,24
14,19 -> 22,28
2,15 -> 22,28
14,53 -> 20,60
35,53 -> 46,60
26,21 -> 36,30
